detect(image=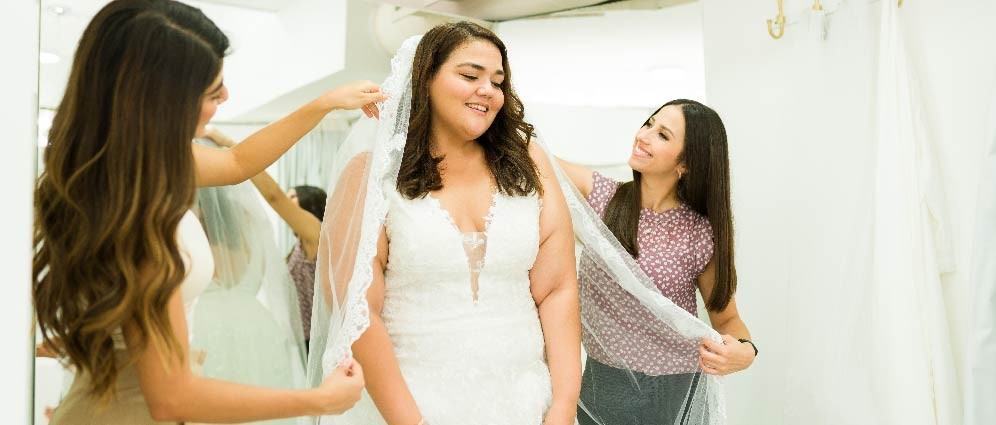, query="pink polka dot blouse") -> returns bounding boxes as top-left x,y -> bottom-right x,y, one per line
579,171 -> 714,375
